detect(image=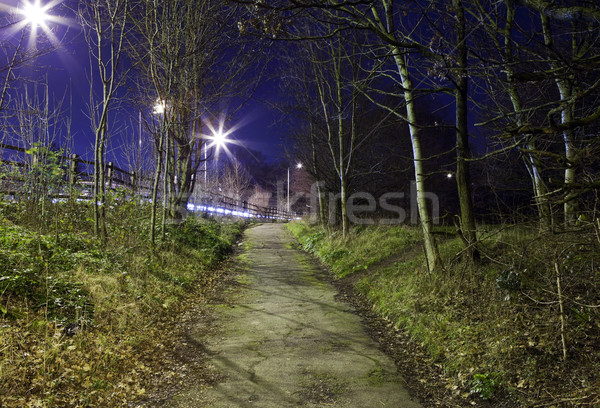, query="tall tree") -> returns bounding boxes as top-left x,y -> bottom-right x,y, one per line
473,0 -> 600,228
450,0 -> 478,257
78,0 -> 131,241
240,1 -> 445,269
474,0 -> 554,230
221,159 -> 252,202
